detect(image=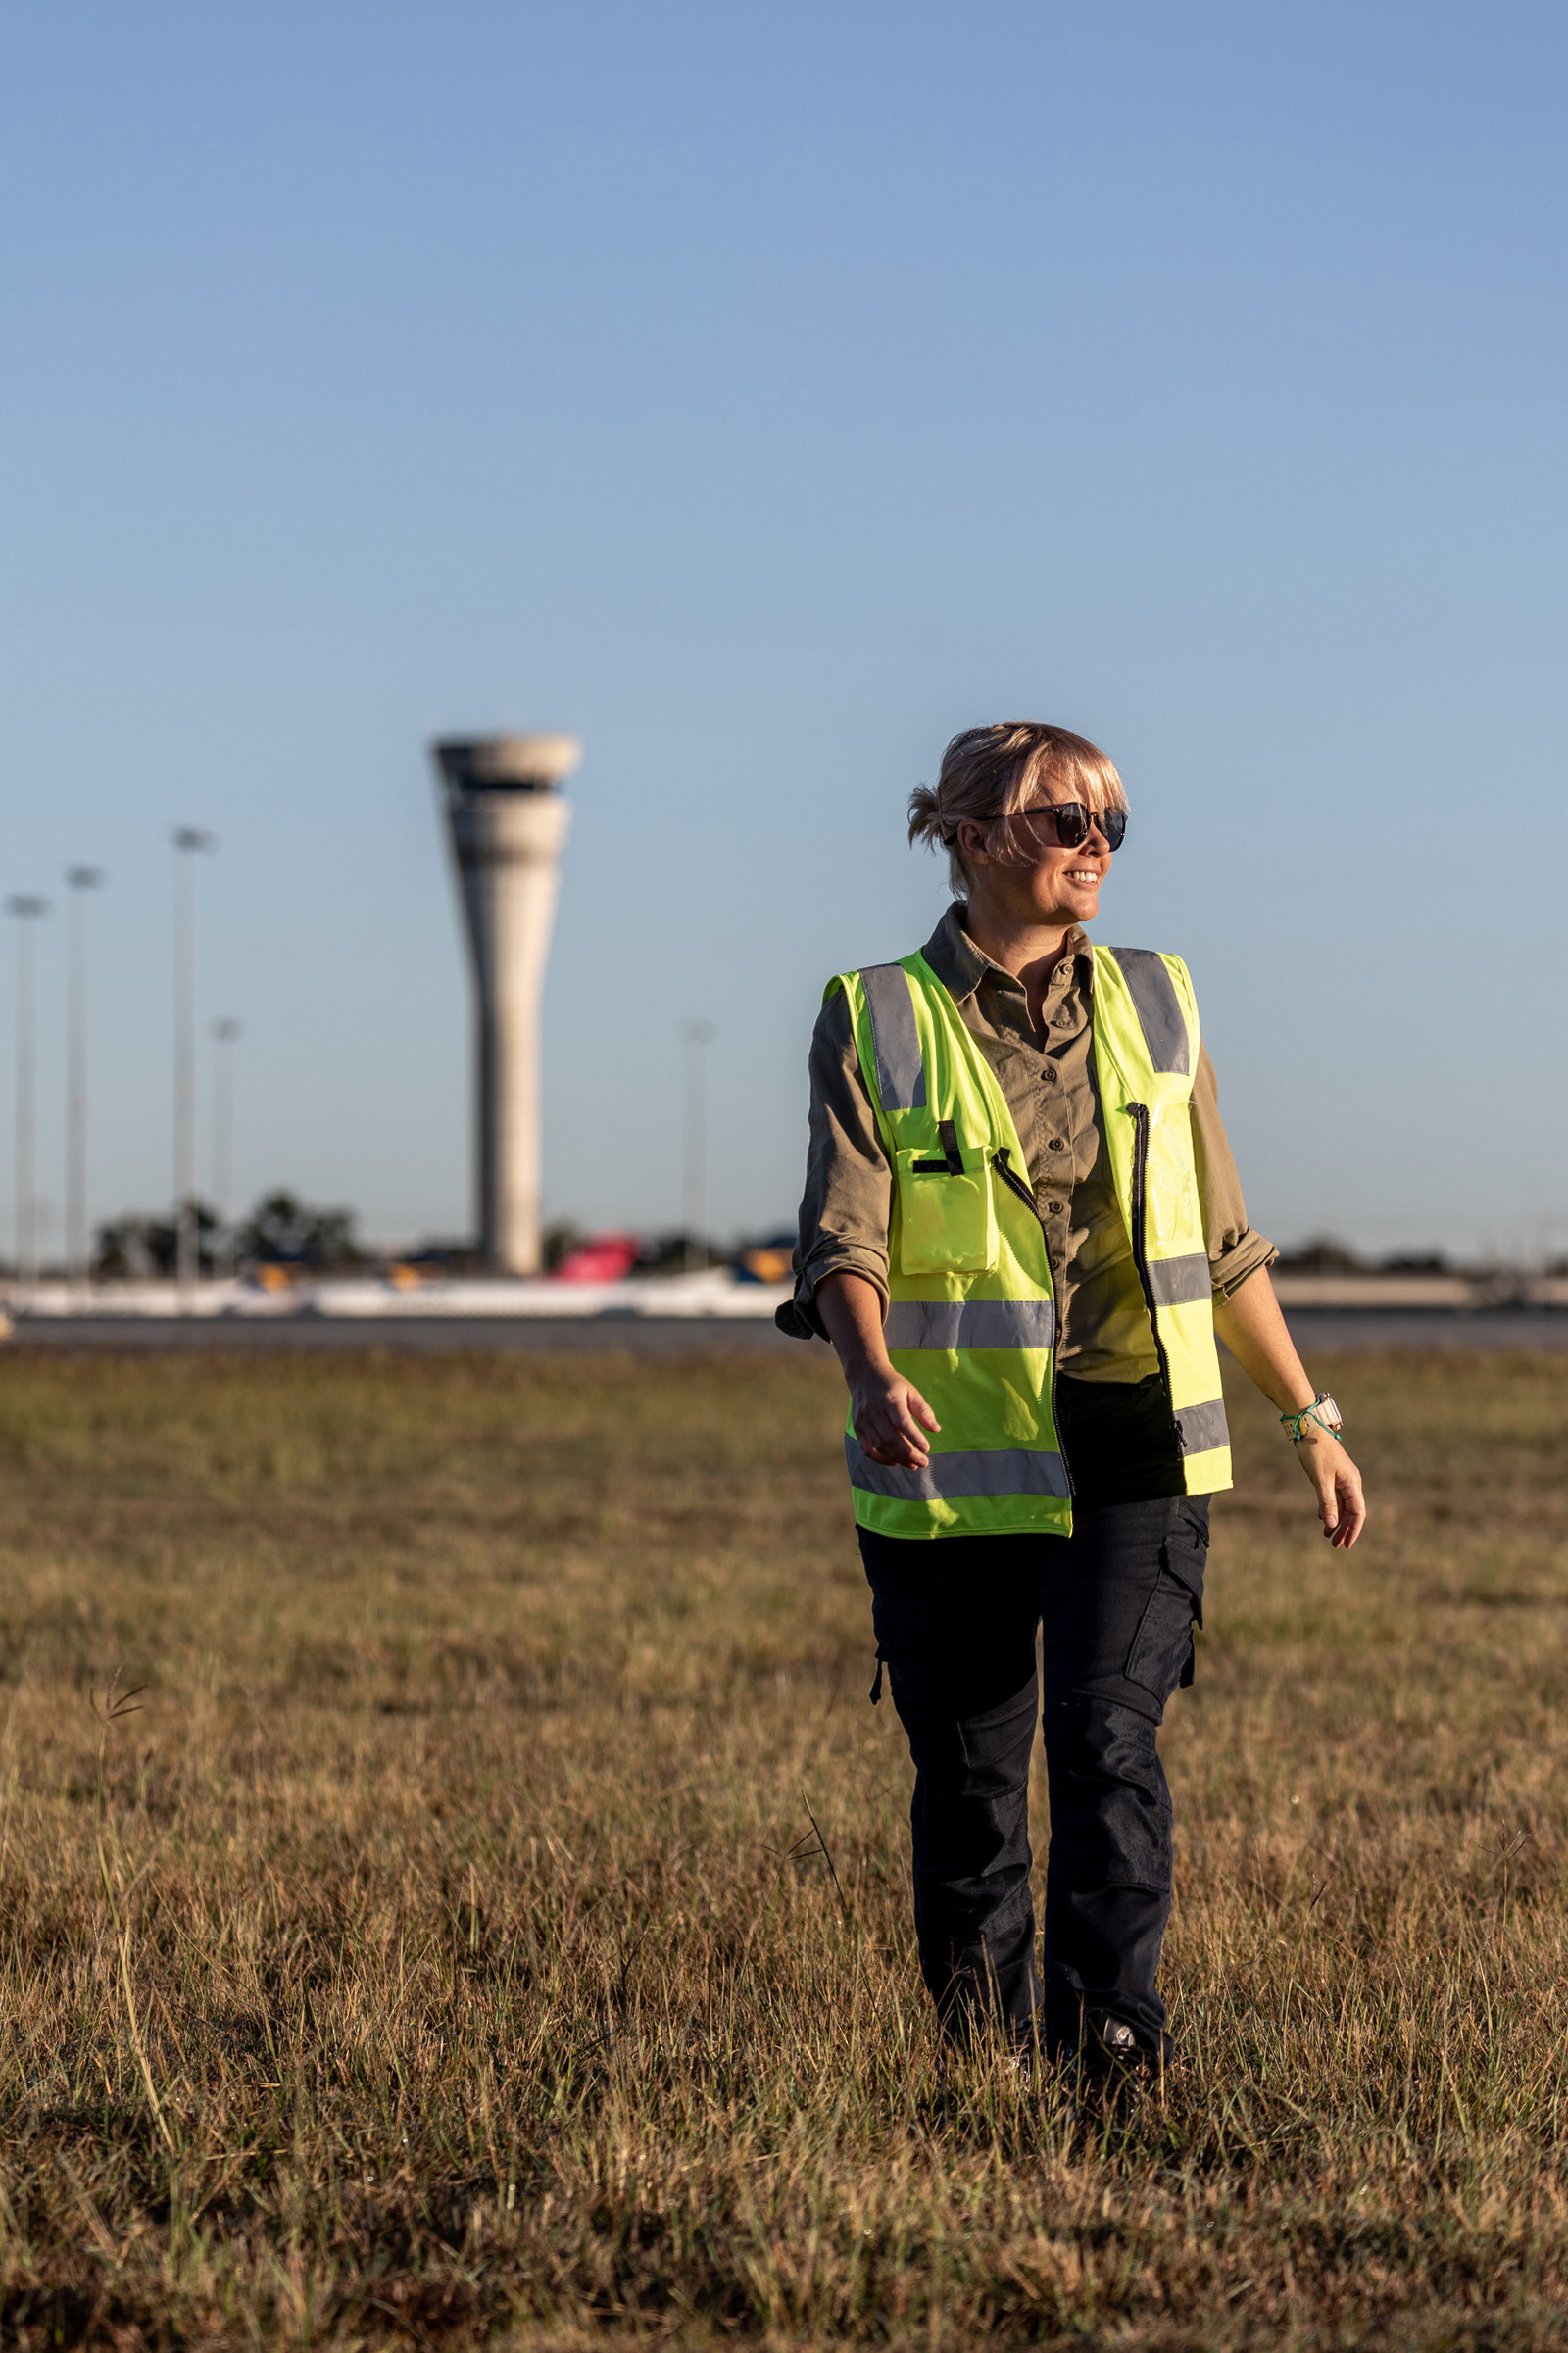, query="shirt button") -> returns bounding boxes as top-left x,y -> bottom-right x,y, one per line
1048,1137 -> 1065,1152
1042,1064 -> 1057,1082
